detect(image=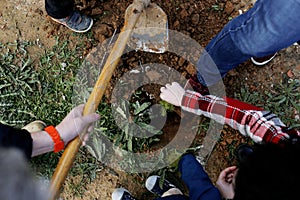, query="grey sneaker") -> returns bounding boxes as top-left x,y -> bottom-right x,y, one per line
51,11 -> 93,33
112,188 -> 137,200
